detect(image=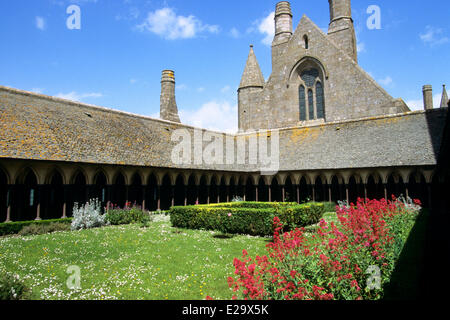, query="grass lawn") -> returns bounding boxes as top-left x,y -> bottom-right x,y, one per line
0,215 -> 268,300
